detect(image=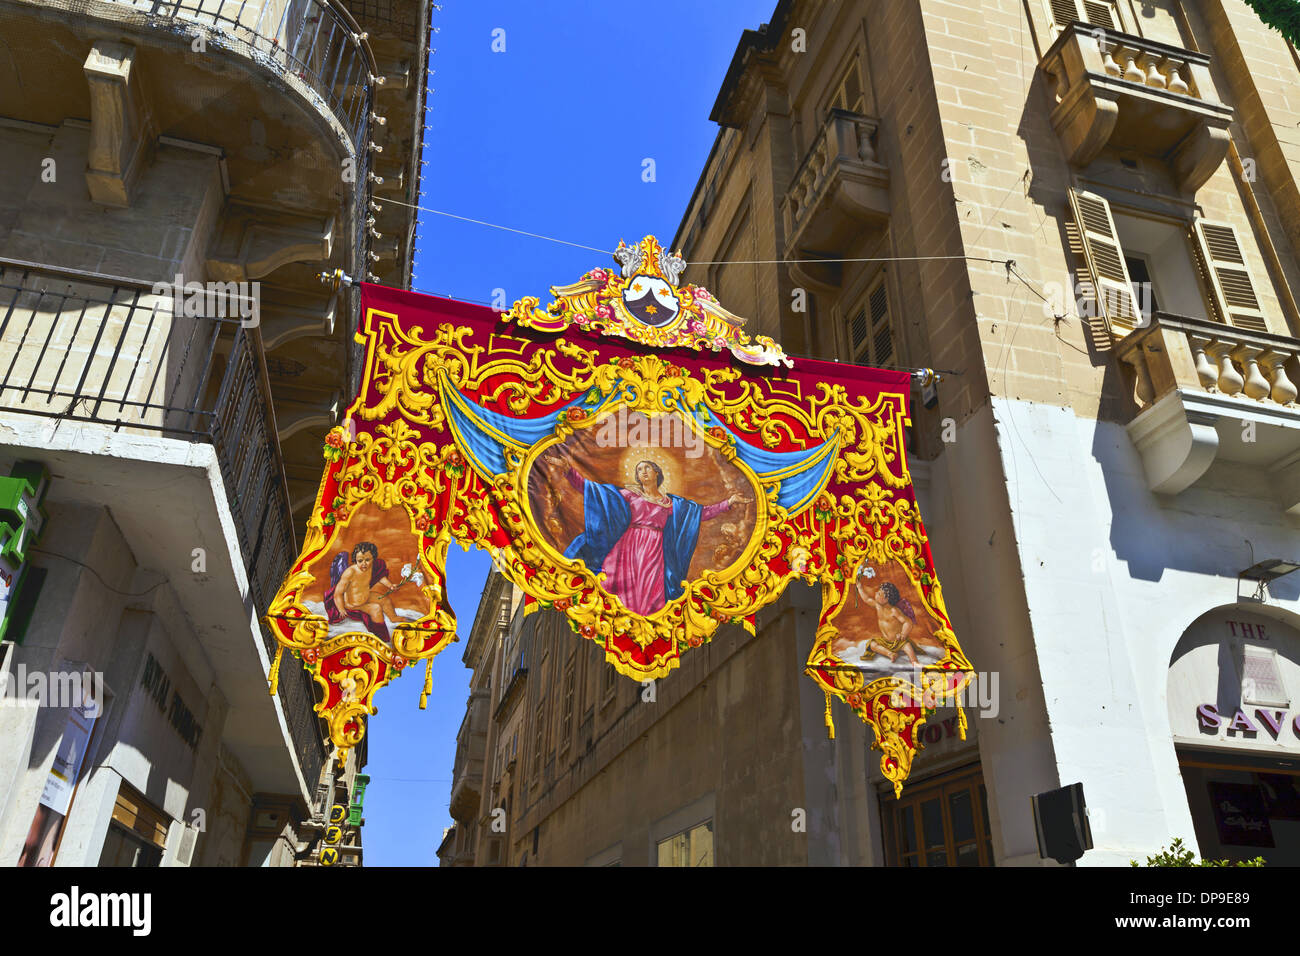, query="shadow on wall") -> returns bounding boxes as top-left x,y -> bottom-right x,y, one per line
1088,399 -> 1300,600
